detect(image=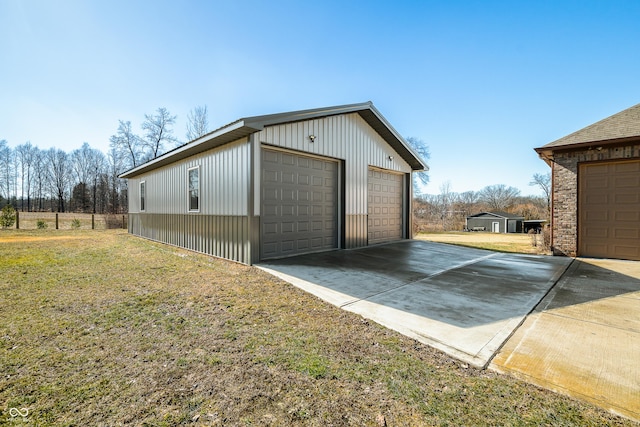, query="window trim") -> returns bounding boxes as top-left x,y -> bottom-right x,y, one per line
187,166 -> 200,212
139,181 -> 146,212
